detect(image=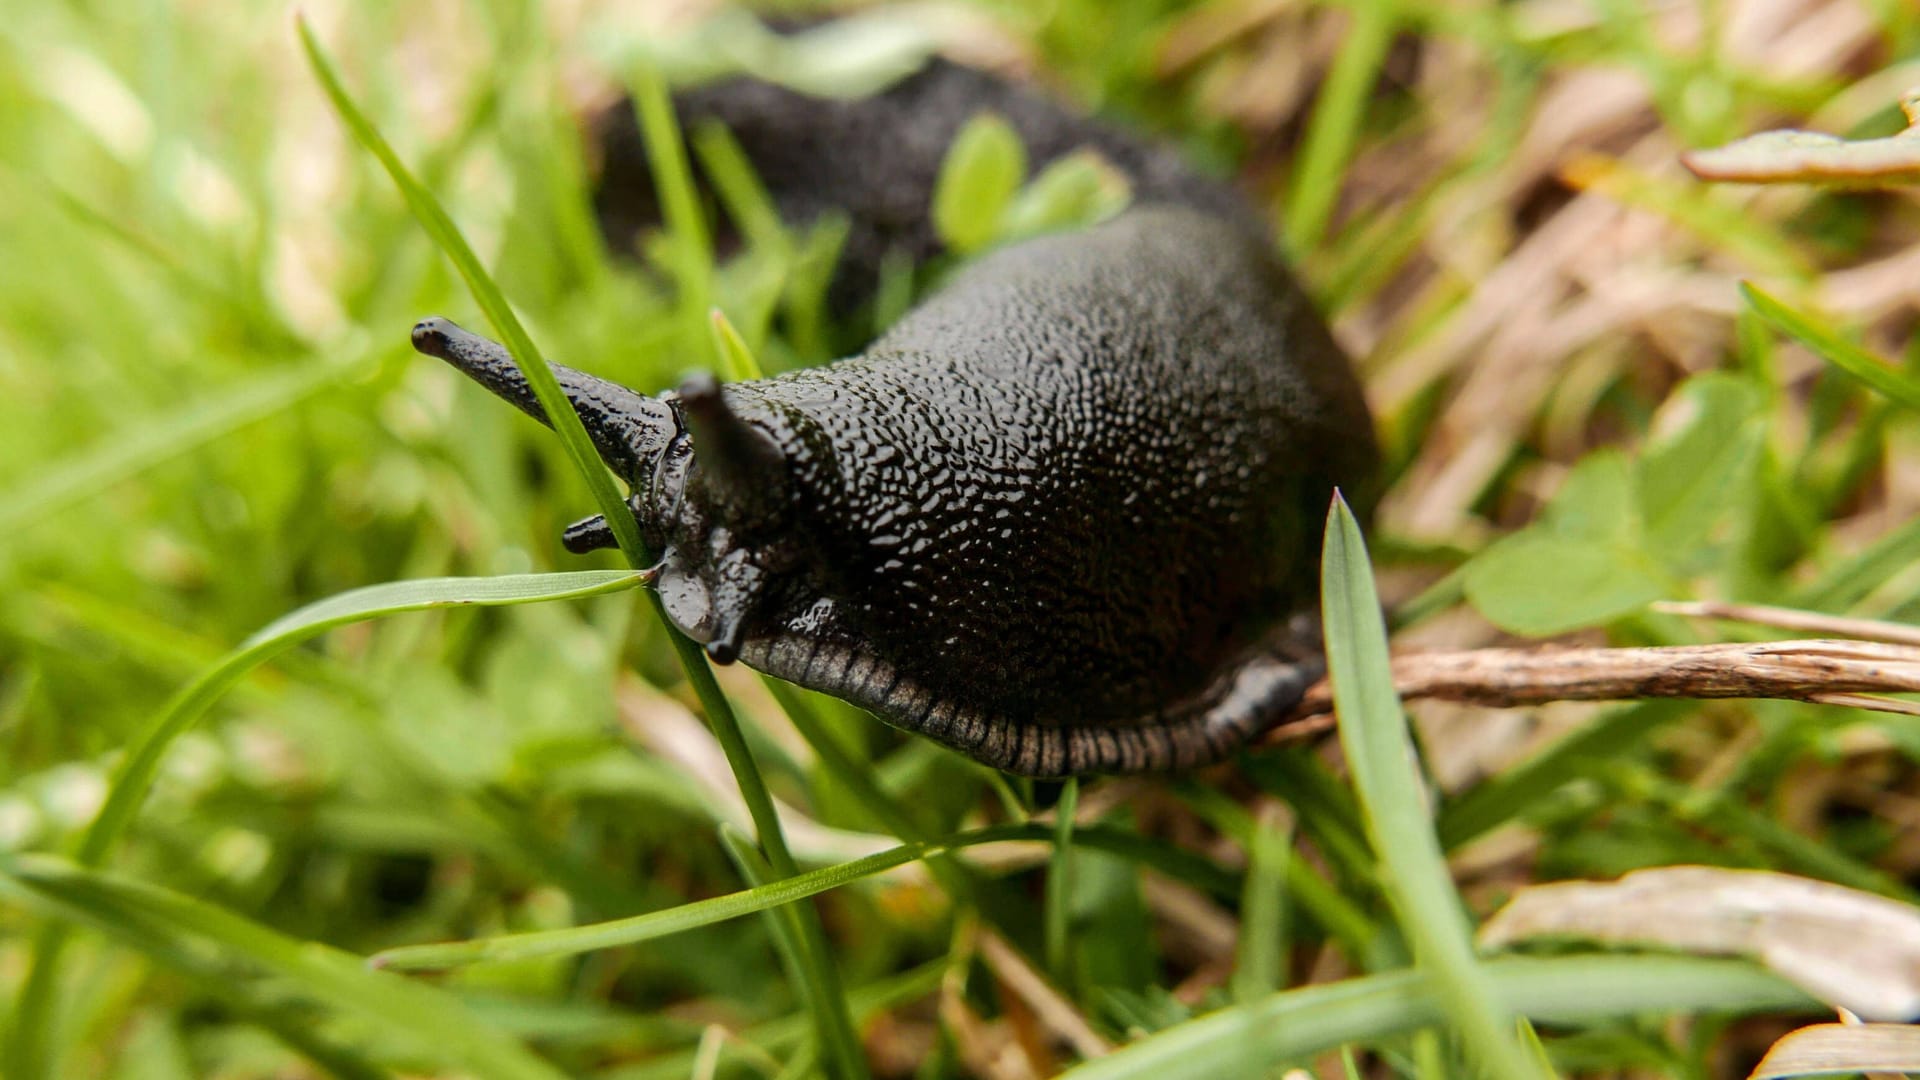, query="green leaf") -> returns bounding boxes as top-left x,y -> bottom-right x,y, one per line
1637,373 -> 1767,560
631,8 -> 940,101
1001,150 -> 1133,241
1538,448 -> 1639,542
1744,282 -> 1920,410
1057,955 -> 1810,1079
0,855 -> 571,1080
933,112 -> 1028,253
1465,534 -> 1668,636
1321,494 -> 1548,1080
1463,450 -> 1666,636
